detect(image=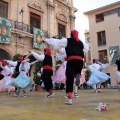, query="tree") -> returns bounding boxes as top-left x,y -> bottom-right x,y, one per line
13,54 -> 23,61
85,69 -> 91,82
